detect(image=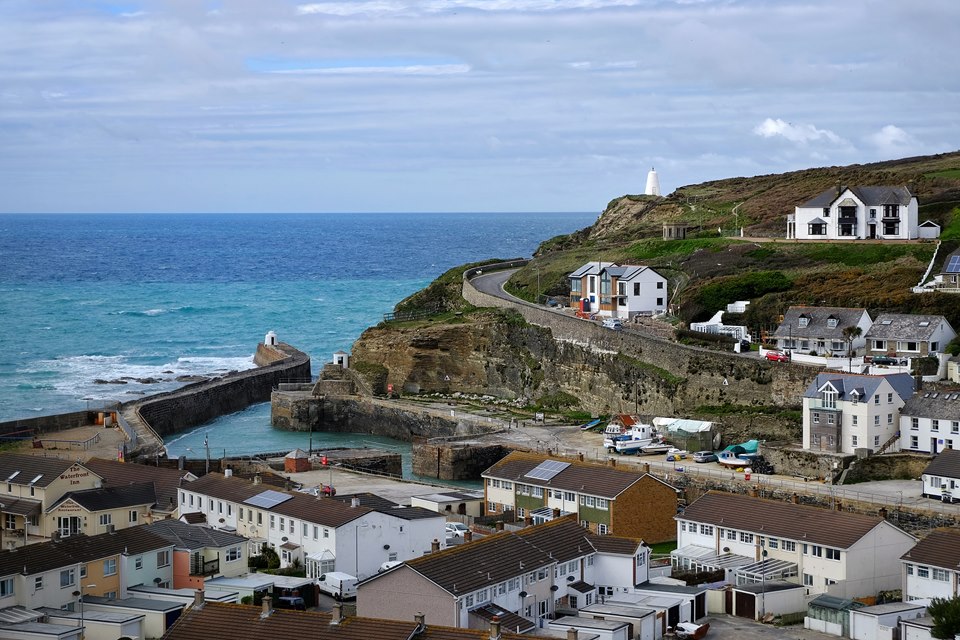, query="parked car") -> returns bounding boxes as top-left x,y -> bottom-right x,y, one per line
317,572 -> 358,600
764,350 -> 789,362
871,355 -> 900,366
276,596 -> 306,610
693,451 -> 718,463
602,318 -> 623,331
445,522 -> 469,538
